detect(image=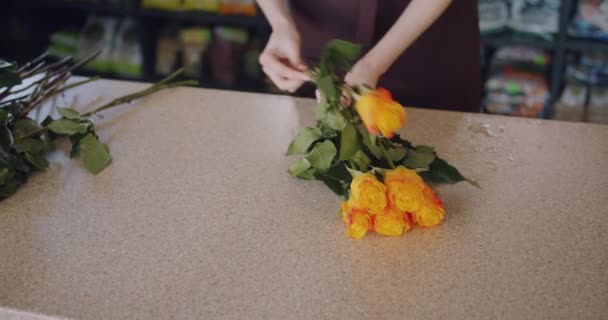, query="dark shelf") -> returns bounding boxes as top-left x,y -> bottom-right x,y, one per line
565,38 -> 608,51
481,35 -> 557,50
28,0 -> 261,27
